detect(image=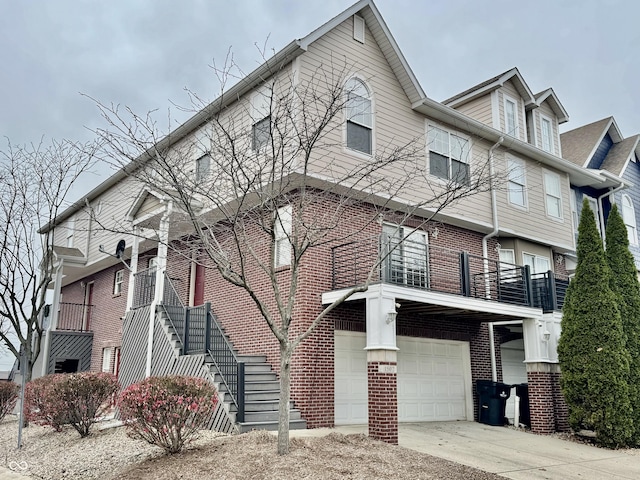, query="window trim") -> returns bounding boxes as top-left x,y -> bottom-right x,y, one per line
274,205 -> 293,268
540,114 -> 554,153
251,85 -> 272,152
426,122 -> 472,185
113,269 -> 124,296
503,94 -> 519,138
195,153 -> 211,182
621,194 -> 638,246
543,169 -> 563,220
101,347 -> 112,373
506,156 -> 527,209
522,252 -> 551,274
344,77 -> 374,157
